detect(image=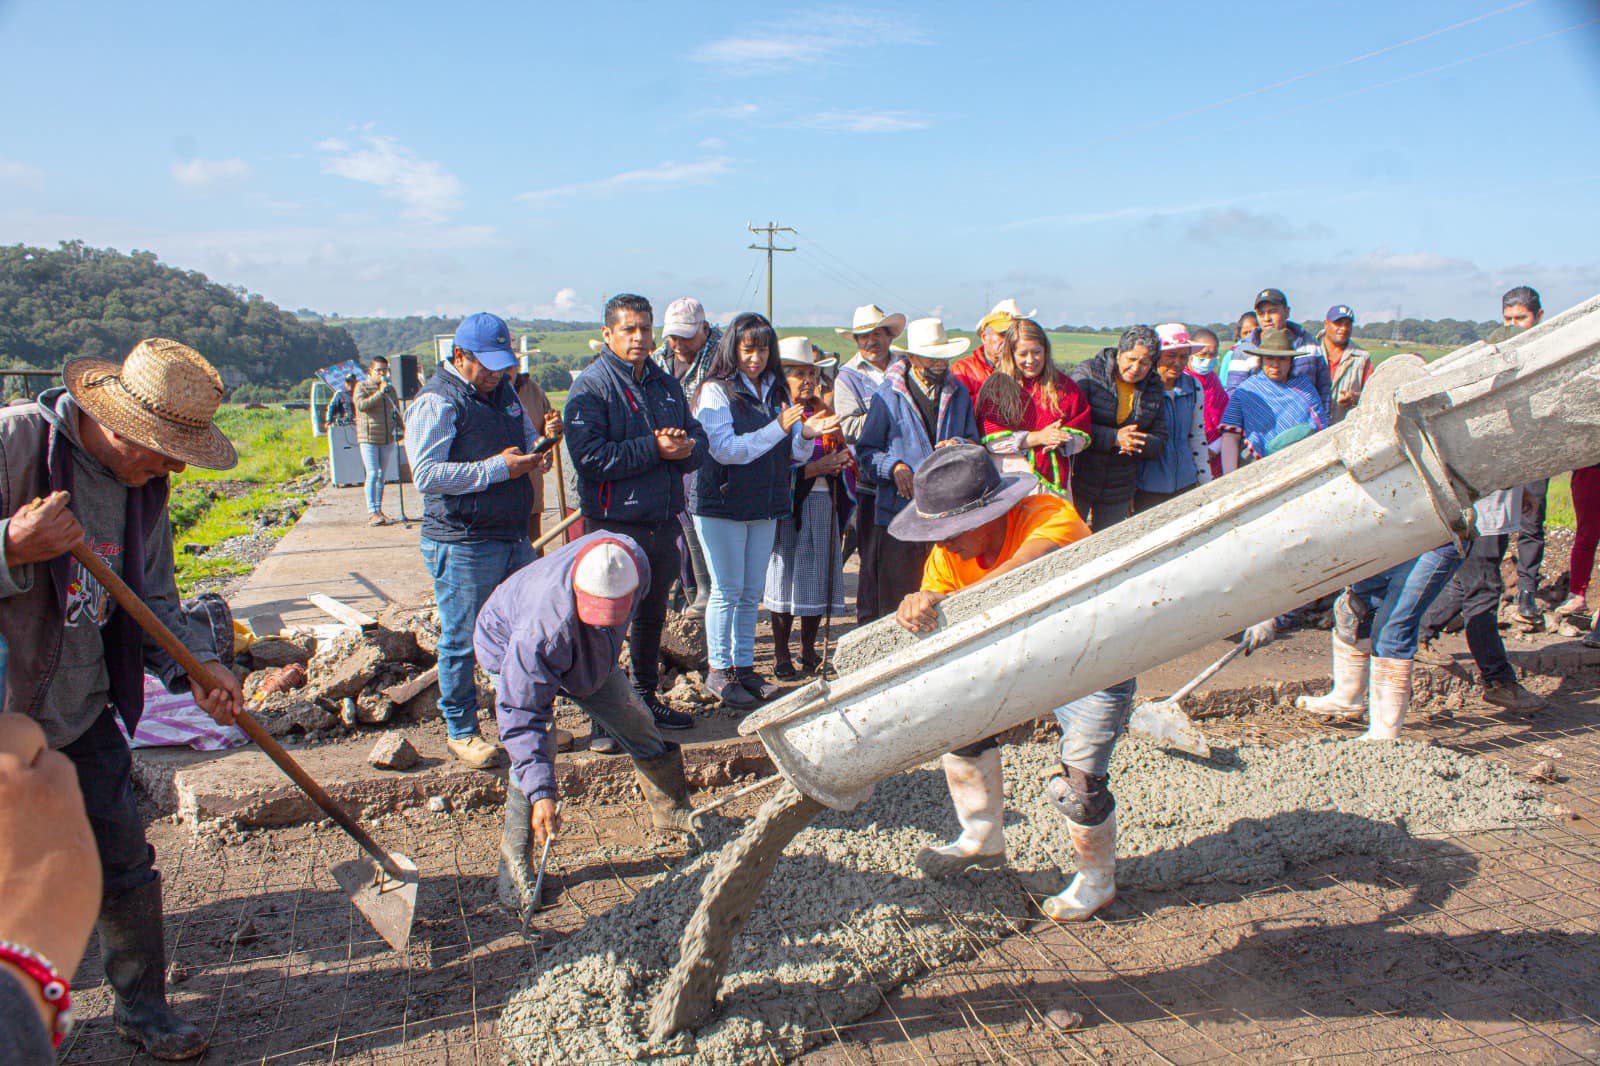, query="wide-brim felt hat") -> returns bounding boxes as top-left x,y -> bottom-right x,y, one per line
64,337 -> 237,470
888,442 -> 1033,542
1240,326 -> 1300,358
